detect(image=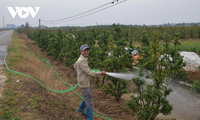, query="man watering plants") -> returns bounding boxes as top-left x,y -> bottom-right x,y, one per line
73,44 -> 107,120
